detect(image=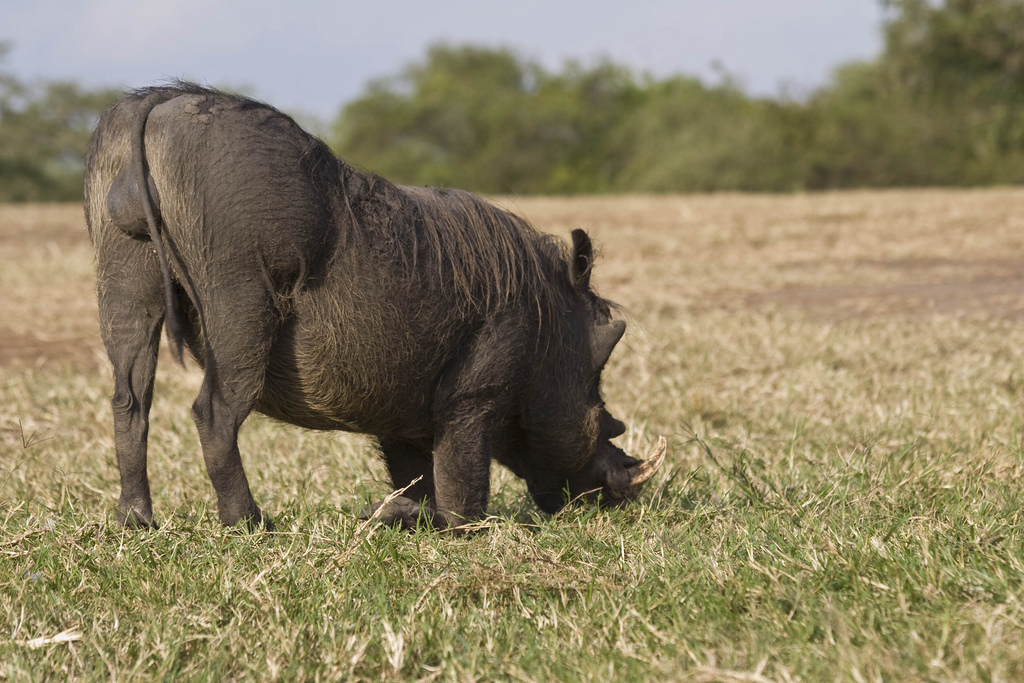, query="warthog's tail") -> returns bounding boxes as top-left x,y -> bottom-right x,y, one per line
132,92 -> 185,365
